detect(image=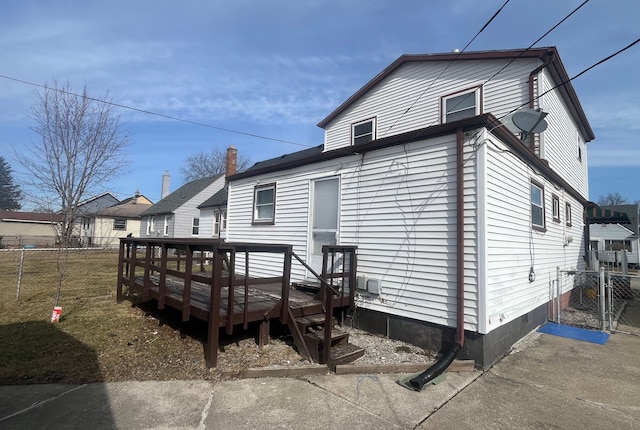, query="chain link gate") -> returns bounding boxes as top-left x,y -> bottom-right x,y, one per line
554,267 -> 640,335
